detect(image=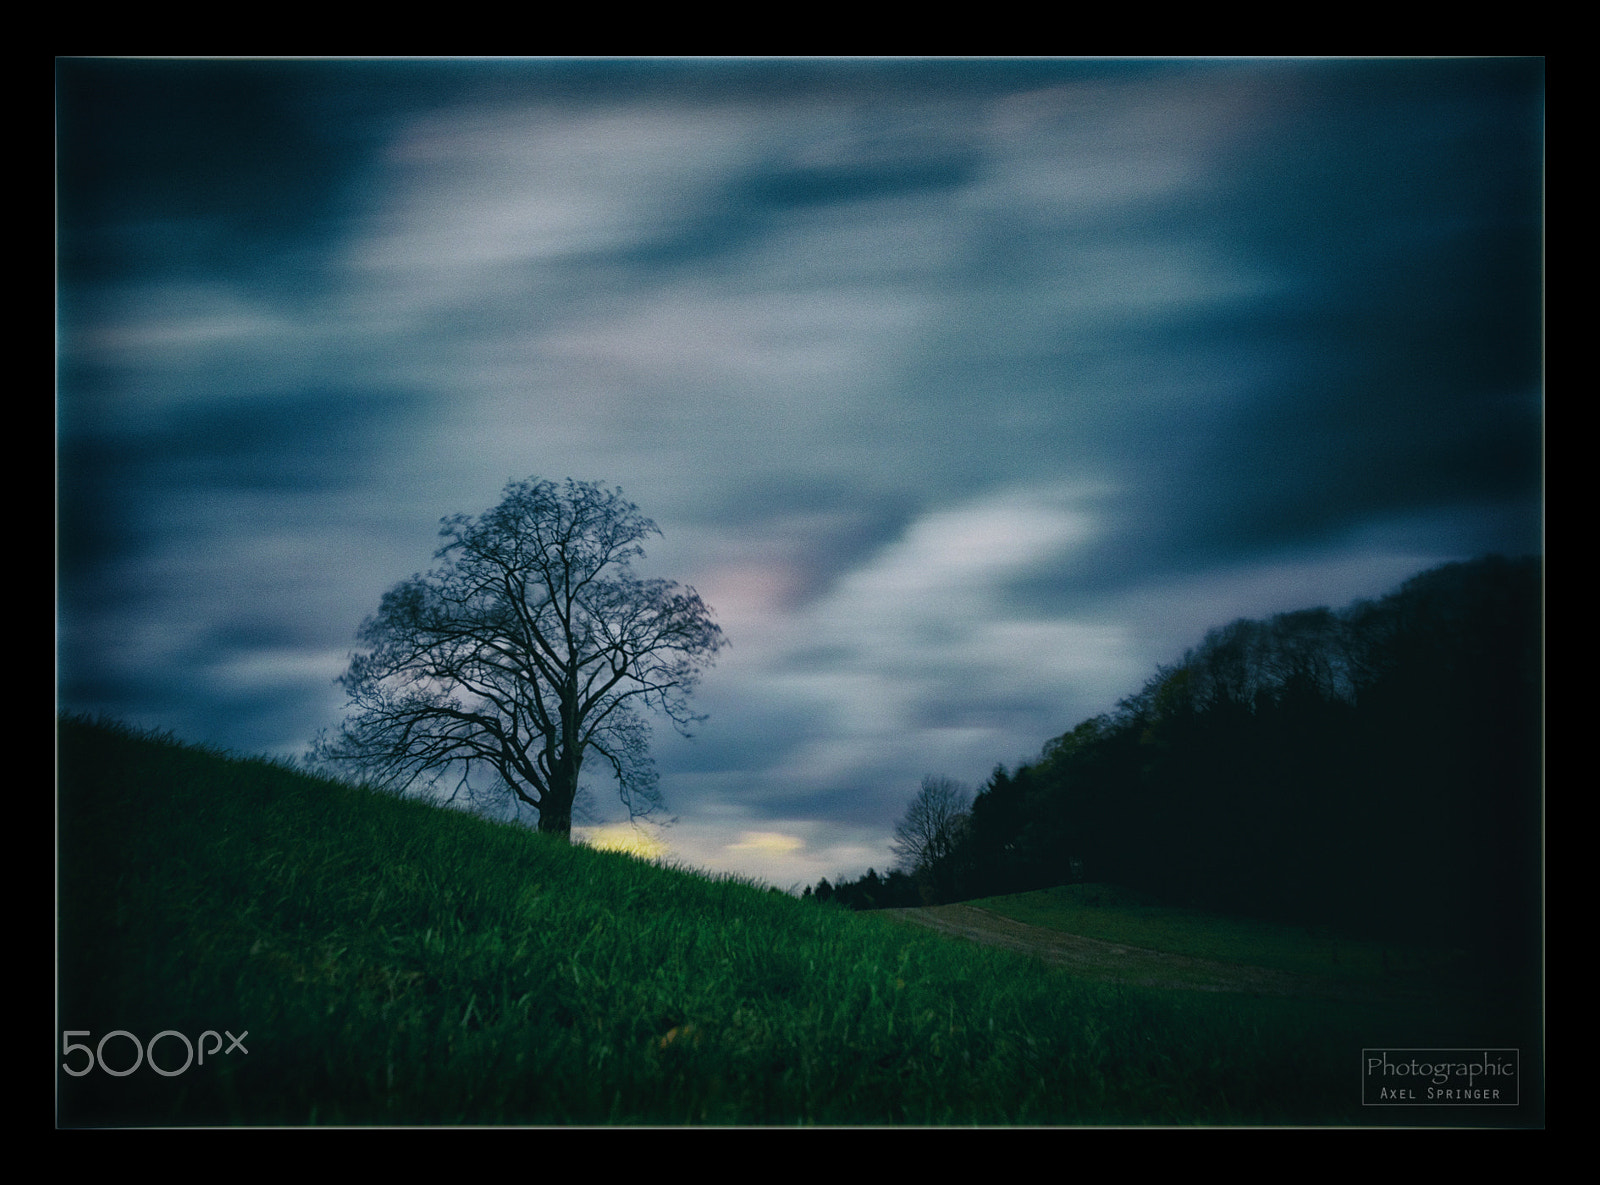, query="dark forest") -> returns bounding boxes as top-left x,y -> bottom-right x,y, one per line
811,555 -> 1542,985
